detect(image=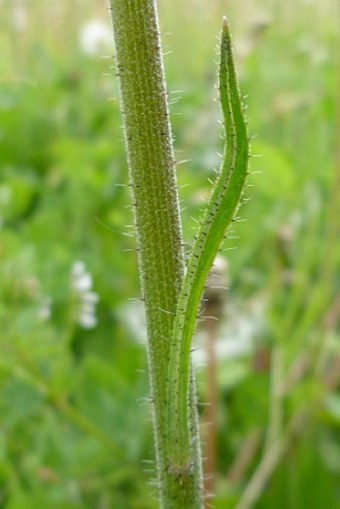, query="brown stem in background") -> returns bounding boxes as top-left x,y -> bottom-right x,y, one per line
203,316 -> 218,506
201,256 -> 228,506
226,430 -> 261,486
